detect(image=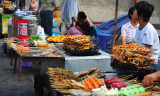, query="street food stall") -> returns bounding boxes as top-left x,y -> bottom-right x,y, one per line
3,34 -> 160,96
